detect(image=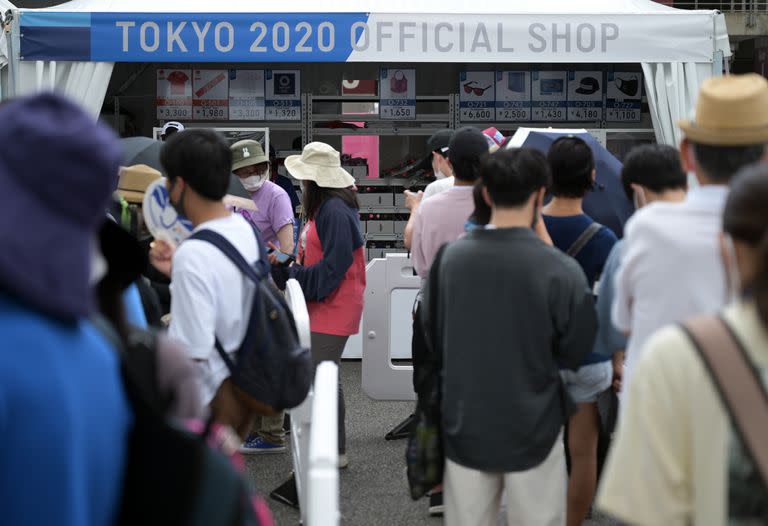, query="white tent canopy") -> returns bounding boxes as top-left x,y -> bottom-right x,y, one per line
8,0 -> 730,142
